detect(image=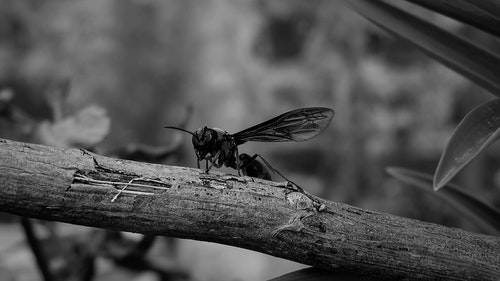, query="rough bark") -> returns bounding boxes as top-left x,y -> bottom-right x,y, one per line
1,138 -> 499,280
